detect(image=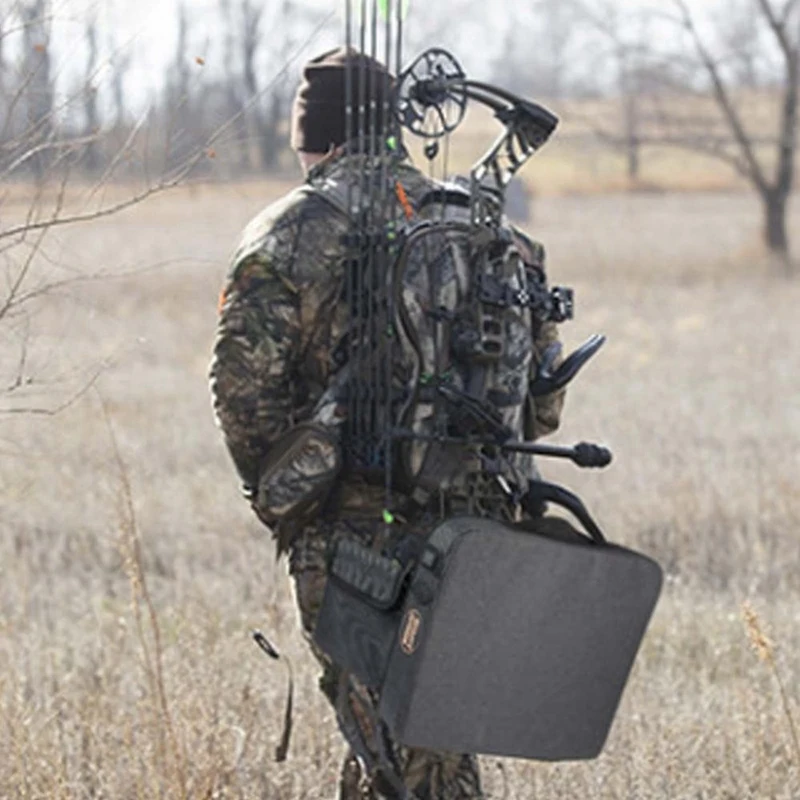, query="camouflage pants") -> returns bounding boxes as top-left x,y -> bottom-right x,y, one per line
288,518 -> 484,800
